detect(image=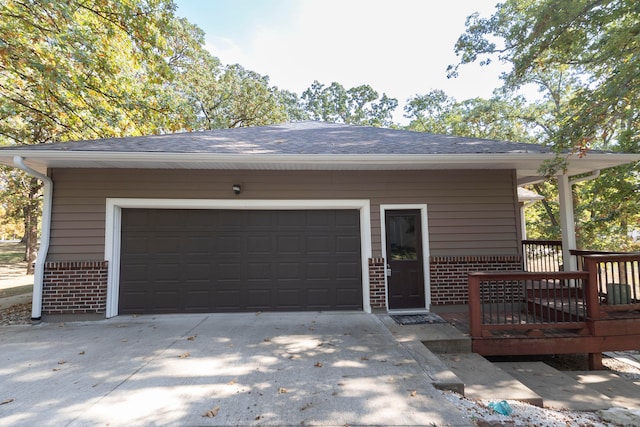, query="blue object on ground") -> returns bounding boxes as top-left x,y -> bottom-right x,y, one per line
488,400 -> 513,415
